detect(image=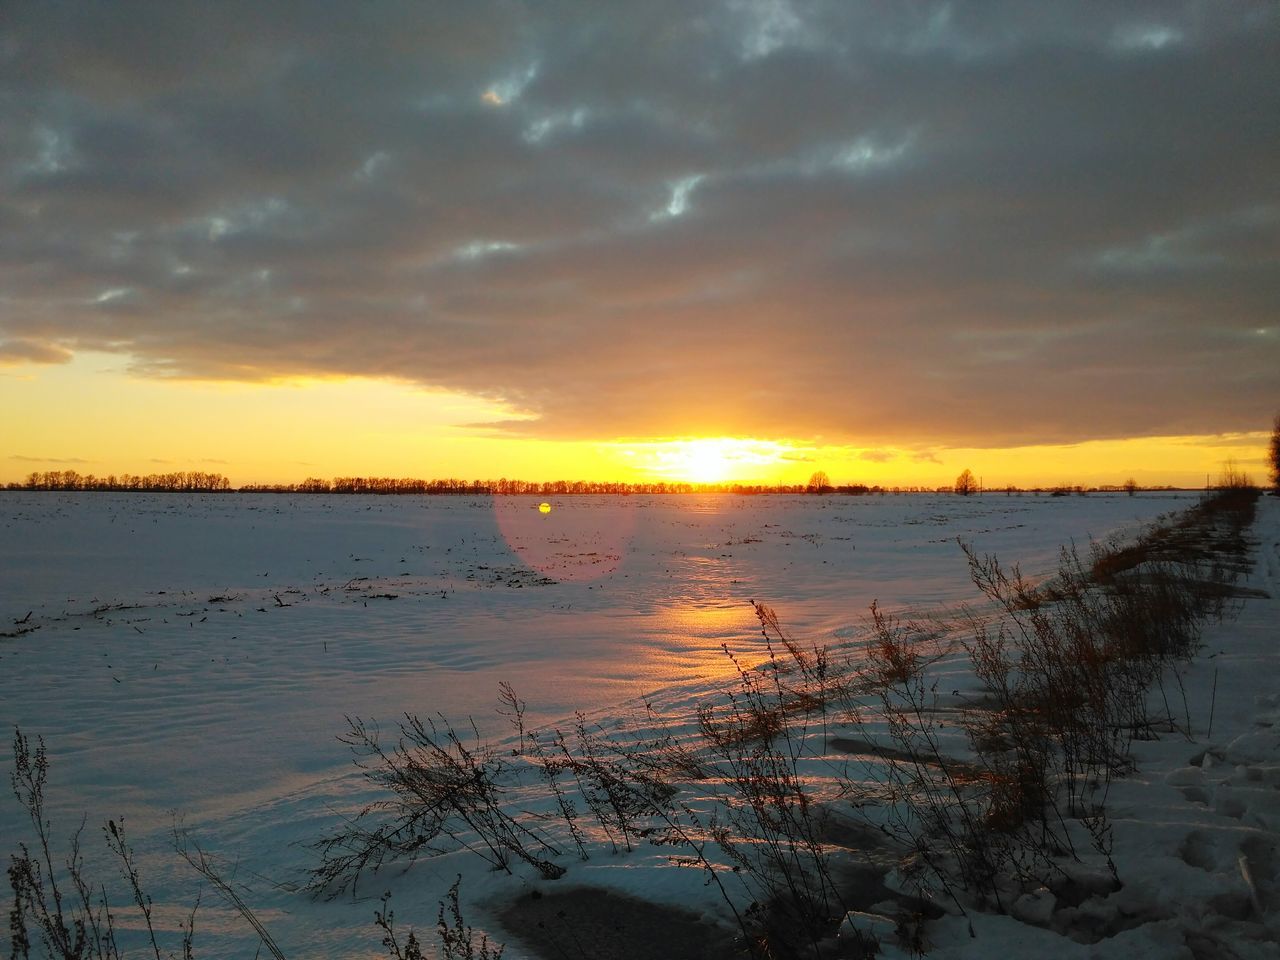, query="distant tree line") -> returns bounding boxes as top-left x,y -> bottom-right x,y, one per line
242,477 -> 837,495
3,470 -> 1190,496
10,470 -> 232,492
